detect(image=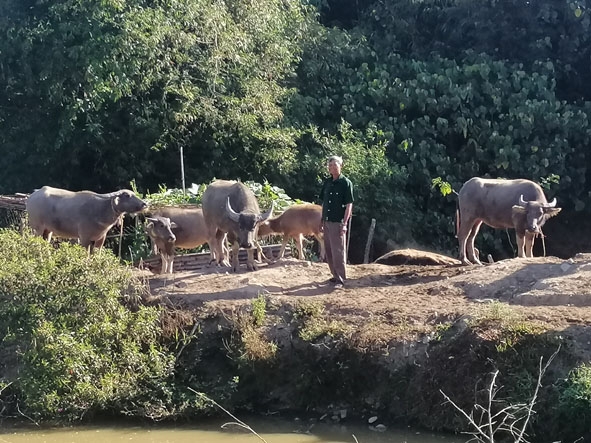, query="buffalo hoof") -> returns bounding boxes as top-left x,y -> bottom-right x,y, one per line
461,258 -> 482,266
